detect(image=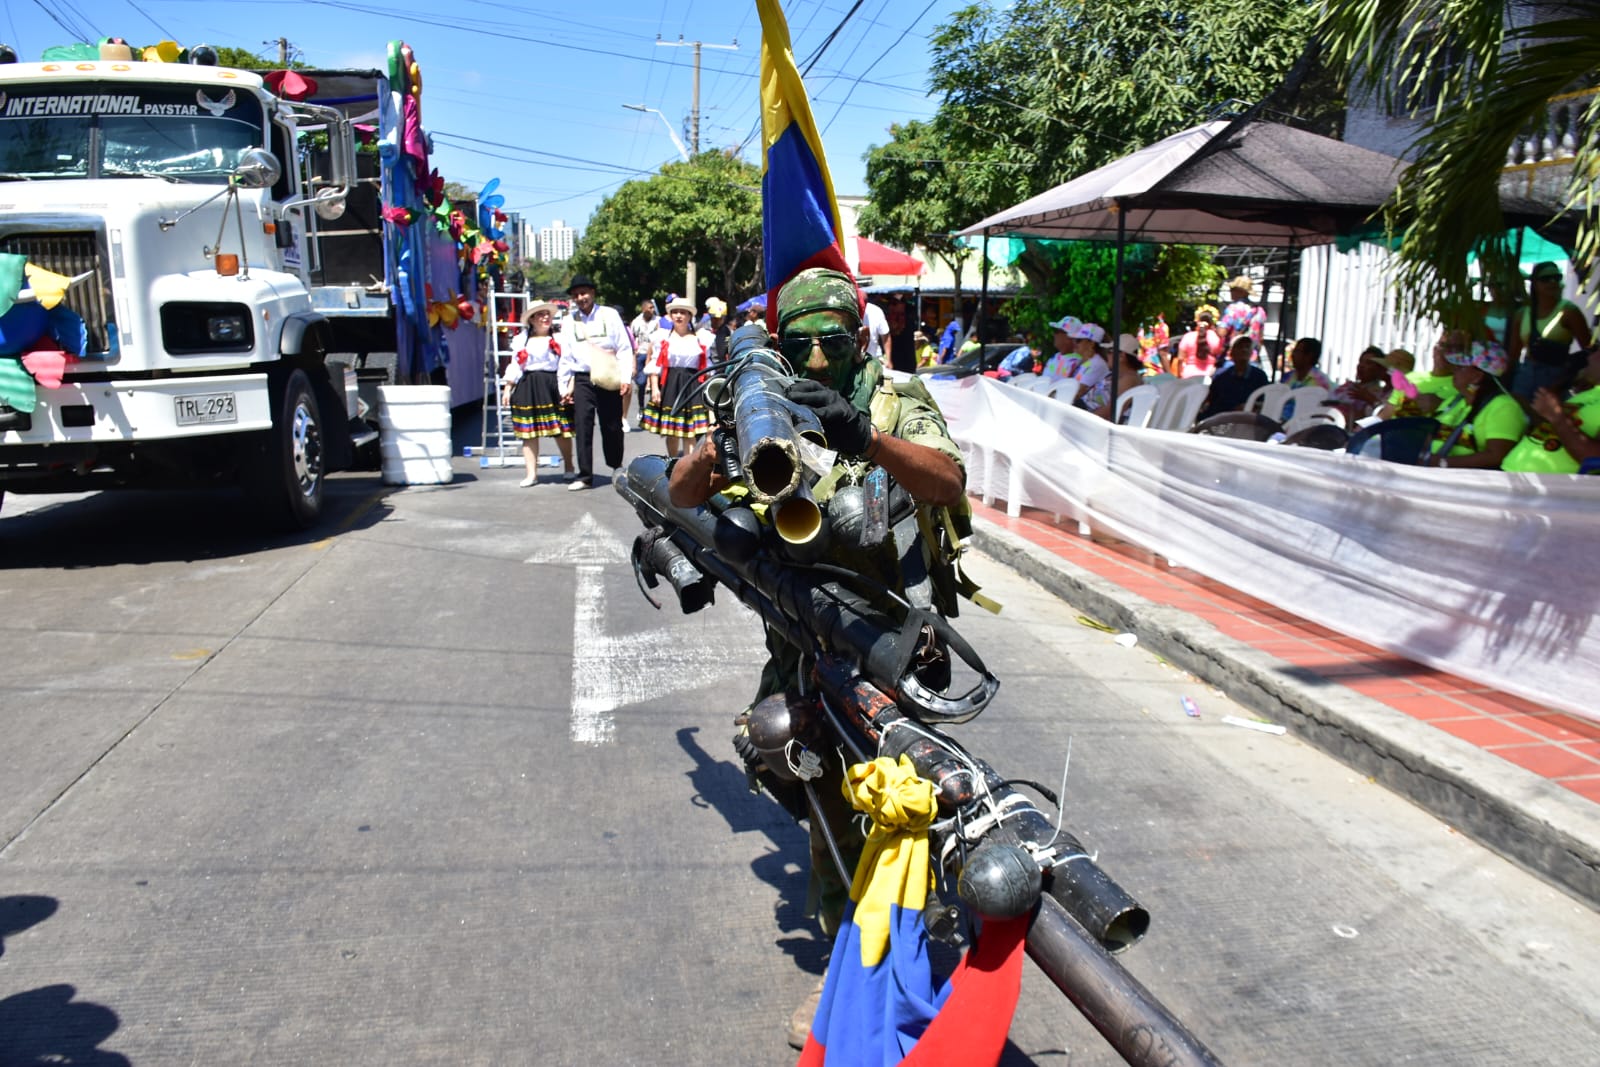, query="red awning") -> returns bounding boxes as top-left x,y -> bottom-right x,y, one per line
853,236 -> 925,276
